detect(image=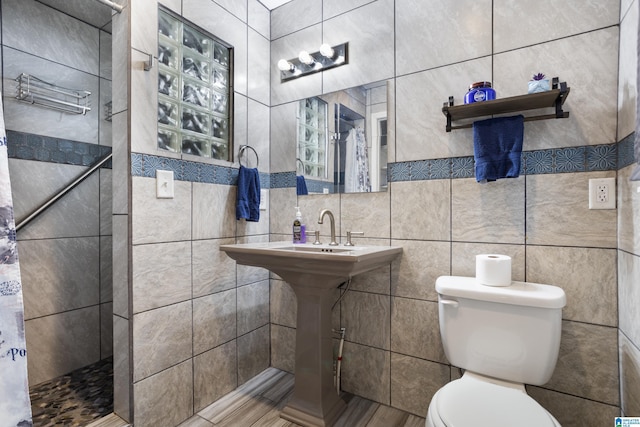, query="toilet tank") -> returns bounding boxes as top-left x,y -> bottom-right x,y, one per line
436,276 -> 566,386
